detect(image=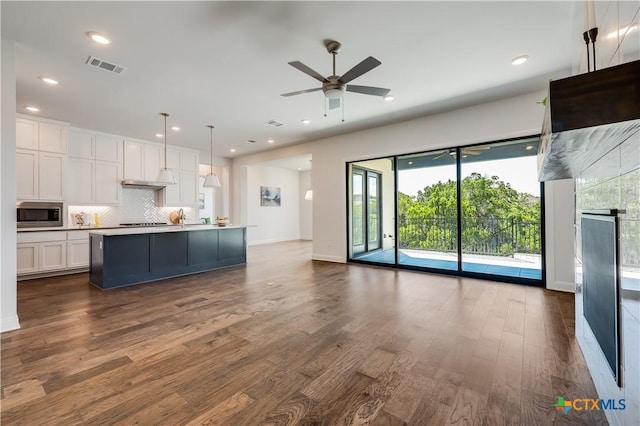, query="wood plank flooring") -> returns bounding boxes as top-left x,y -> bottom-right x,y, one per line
1,240 -> 607,425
